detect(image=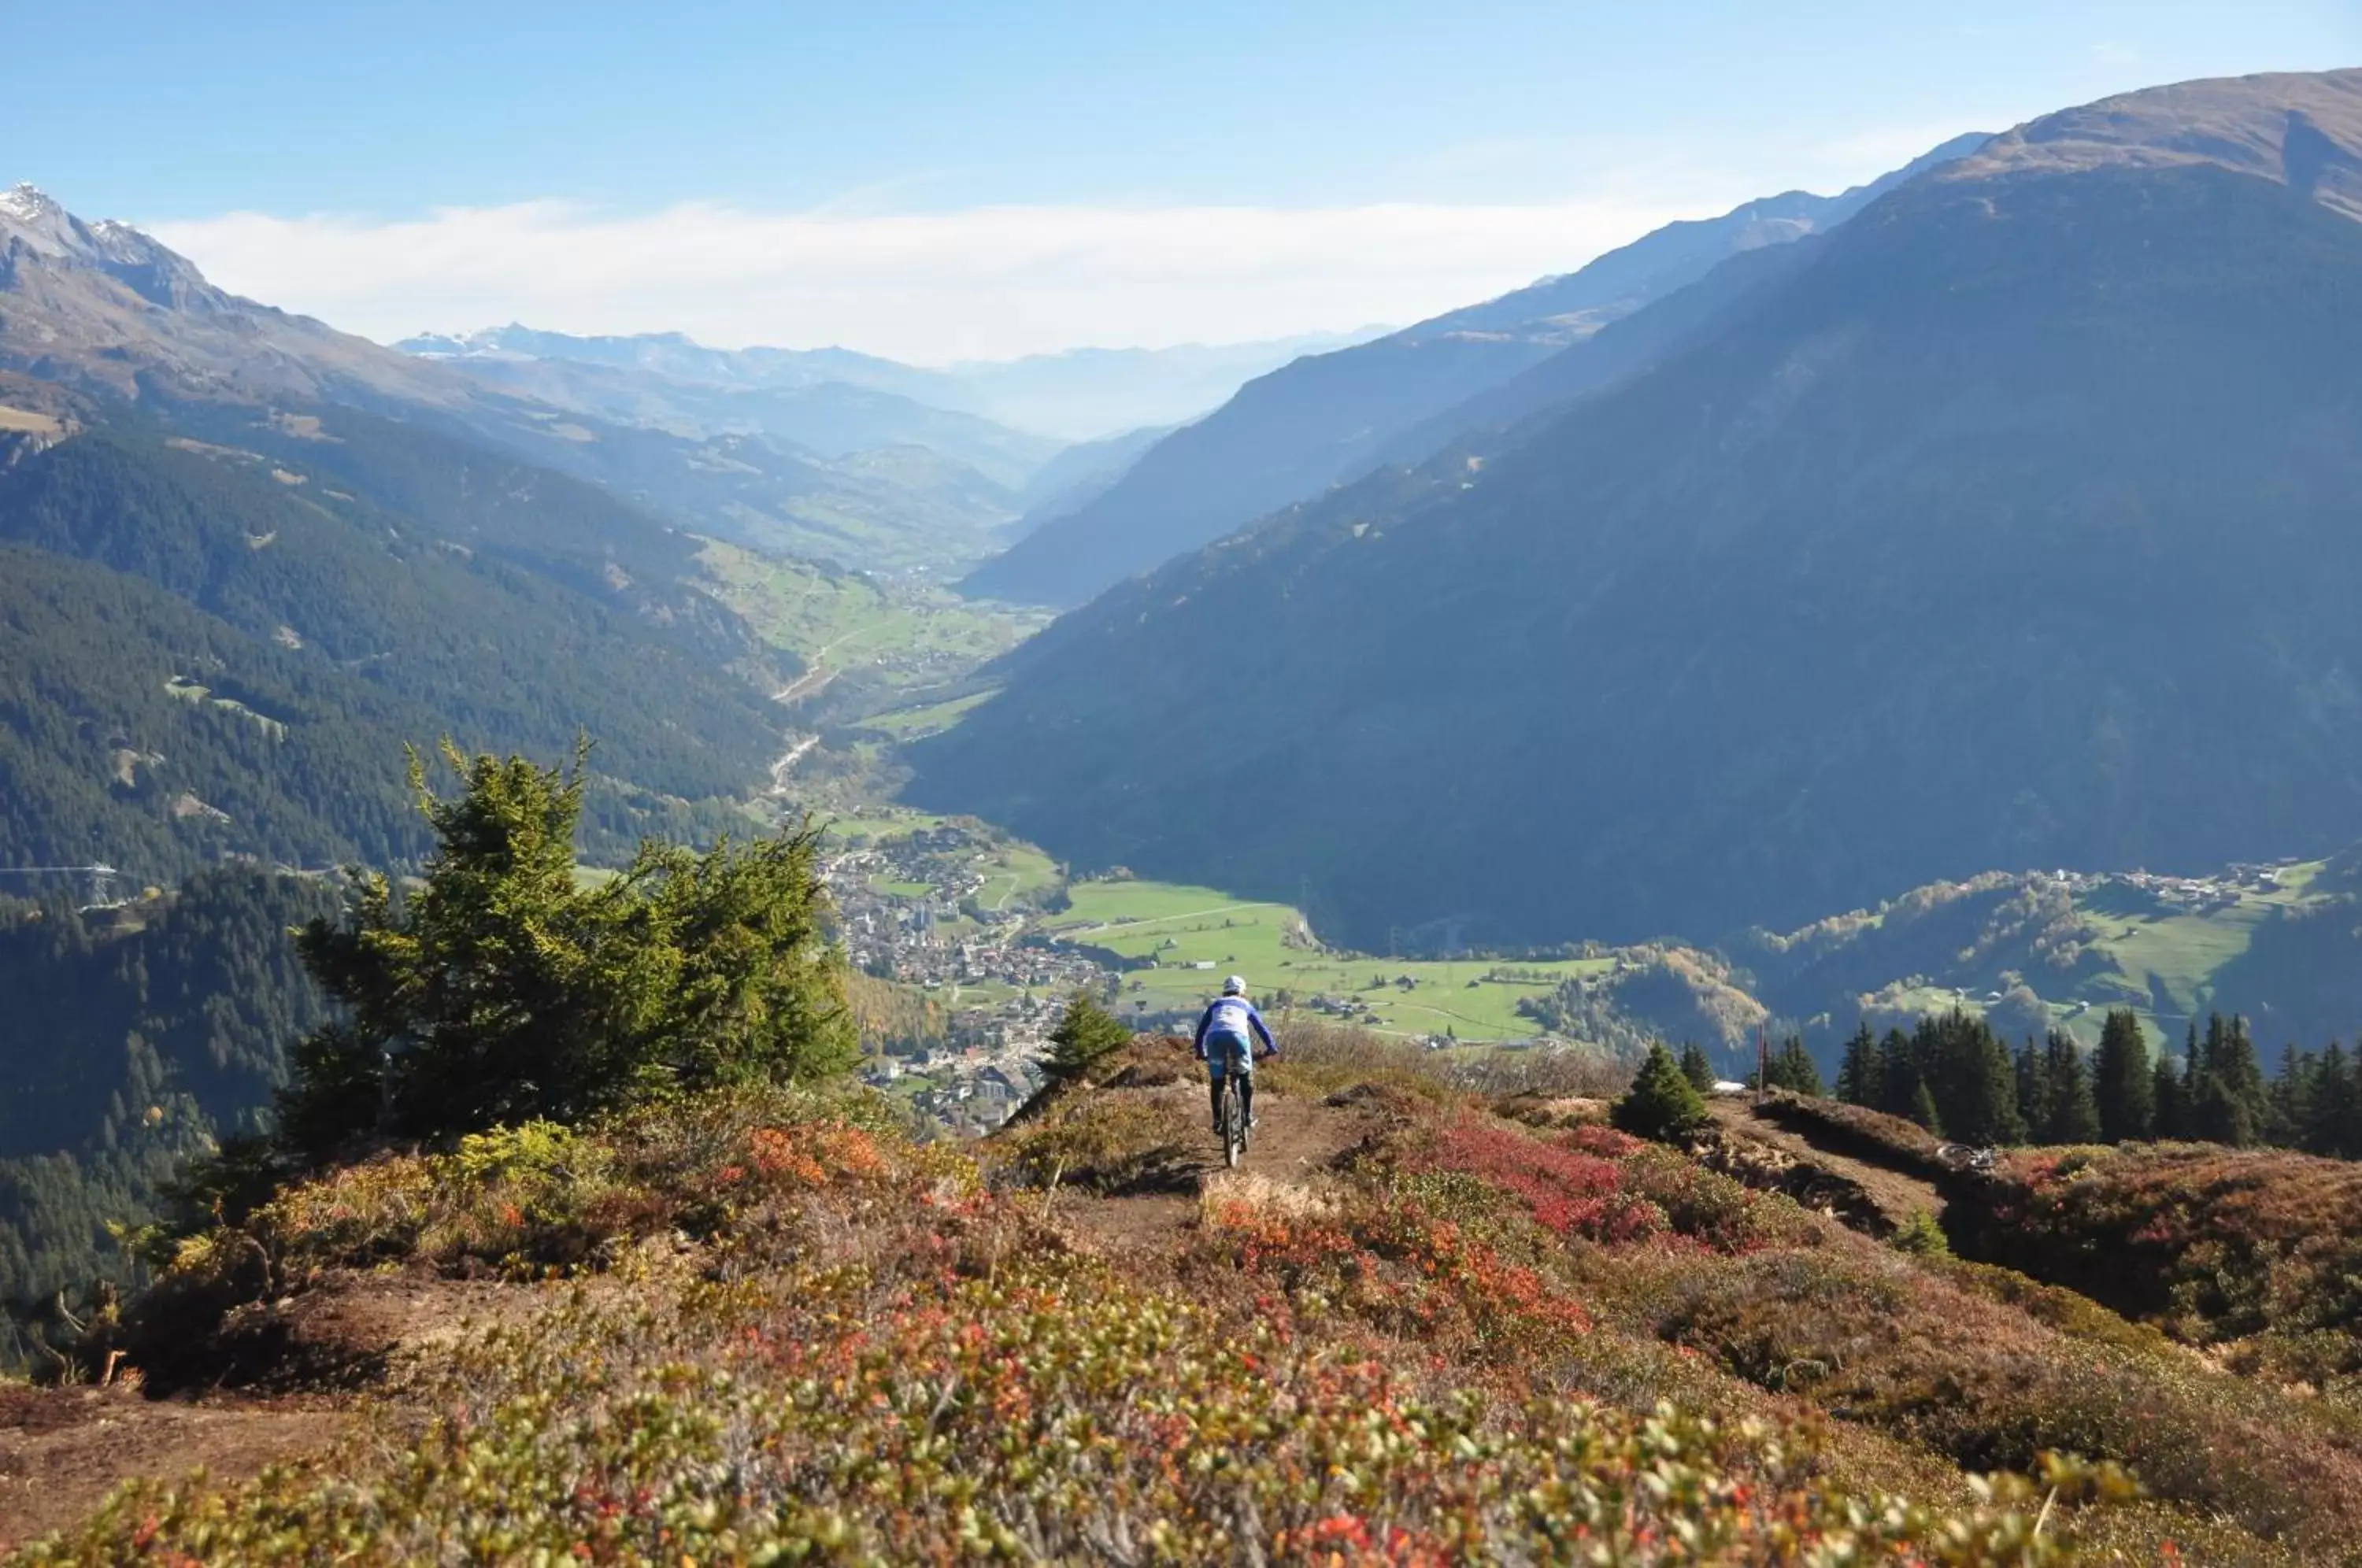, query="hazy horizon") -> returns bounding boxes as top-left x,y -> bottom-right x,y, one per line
13,2 -> 2359,359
